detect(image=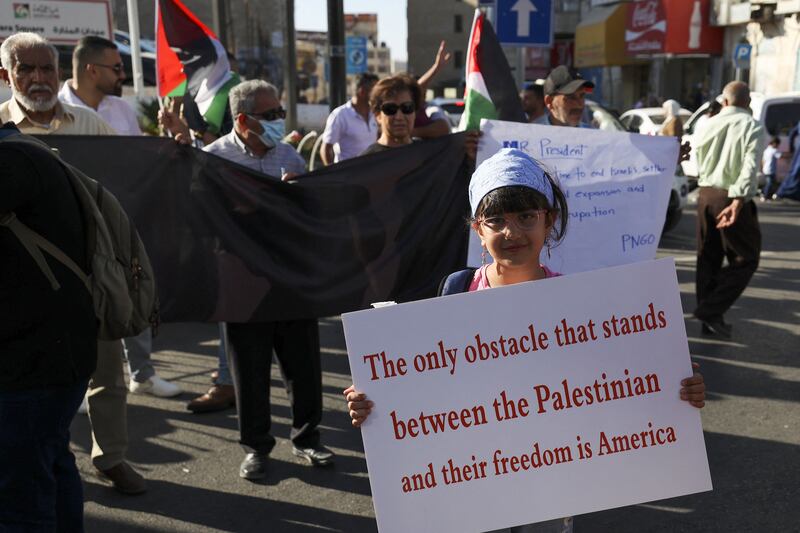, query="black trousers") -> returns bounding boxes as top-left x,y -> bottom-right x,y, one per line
226,319 -> 322,454
695,187 -> 761,321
